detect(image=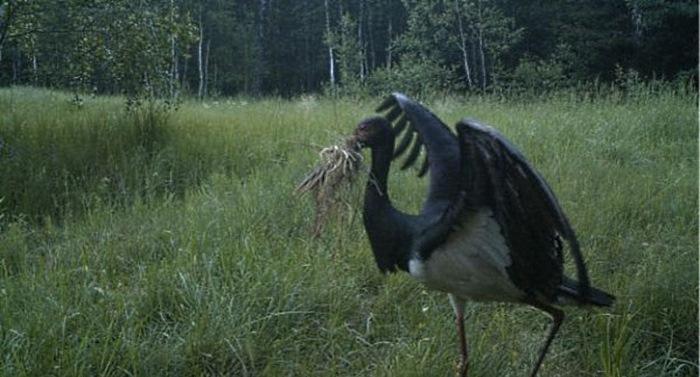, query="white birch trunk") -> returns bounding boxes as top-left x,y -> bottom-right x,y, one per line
203,39 -> 210,97
477,0 -> 487,90
32,54 -> 37,84
169,0 -> 178,99
358,0 -> 365,81
367,4 -> 375,71
324,0 -> 335,87
197,13 -> 204,99
386,16 -> 392,69
253,0 -> 267,94
212,64 -> 217,94
630,3 -> 643,45
170,37 -> 178,98
454,0 -> 473,90
181,55 -> 188,89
